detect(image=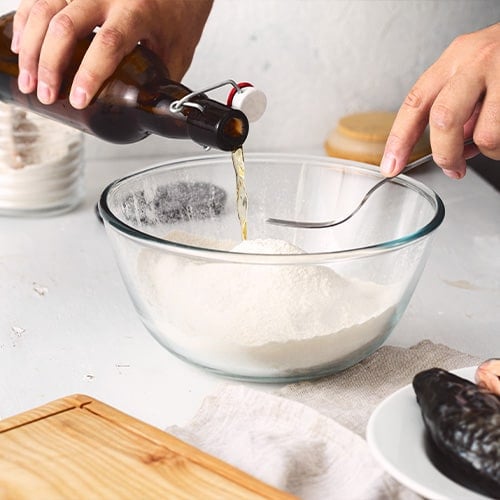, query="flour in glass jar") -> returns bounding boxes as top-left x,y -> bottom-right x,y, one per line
139,232 -> 400,378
